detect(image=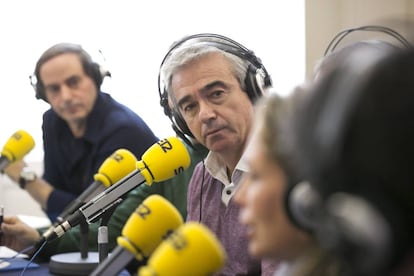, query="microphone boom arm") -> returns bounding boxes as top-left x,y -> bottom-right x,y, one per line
80,170 -> 146,224
48,170 -> 146,241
